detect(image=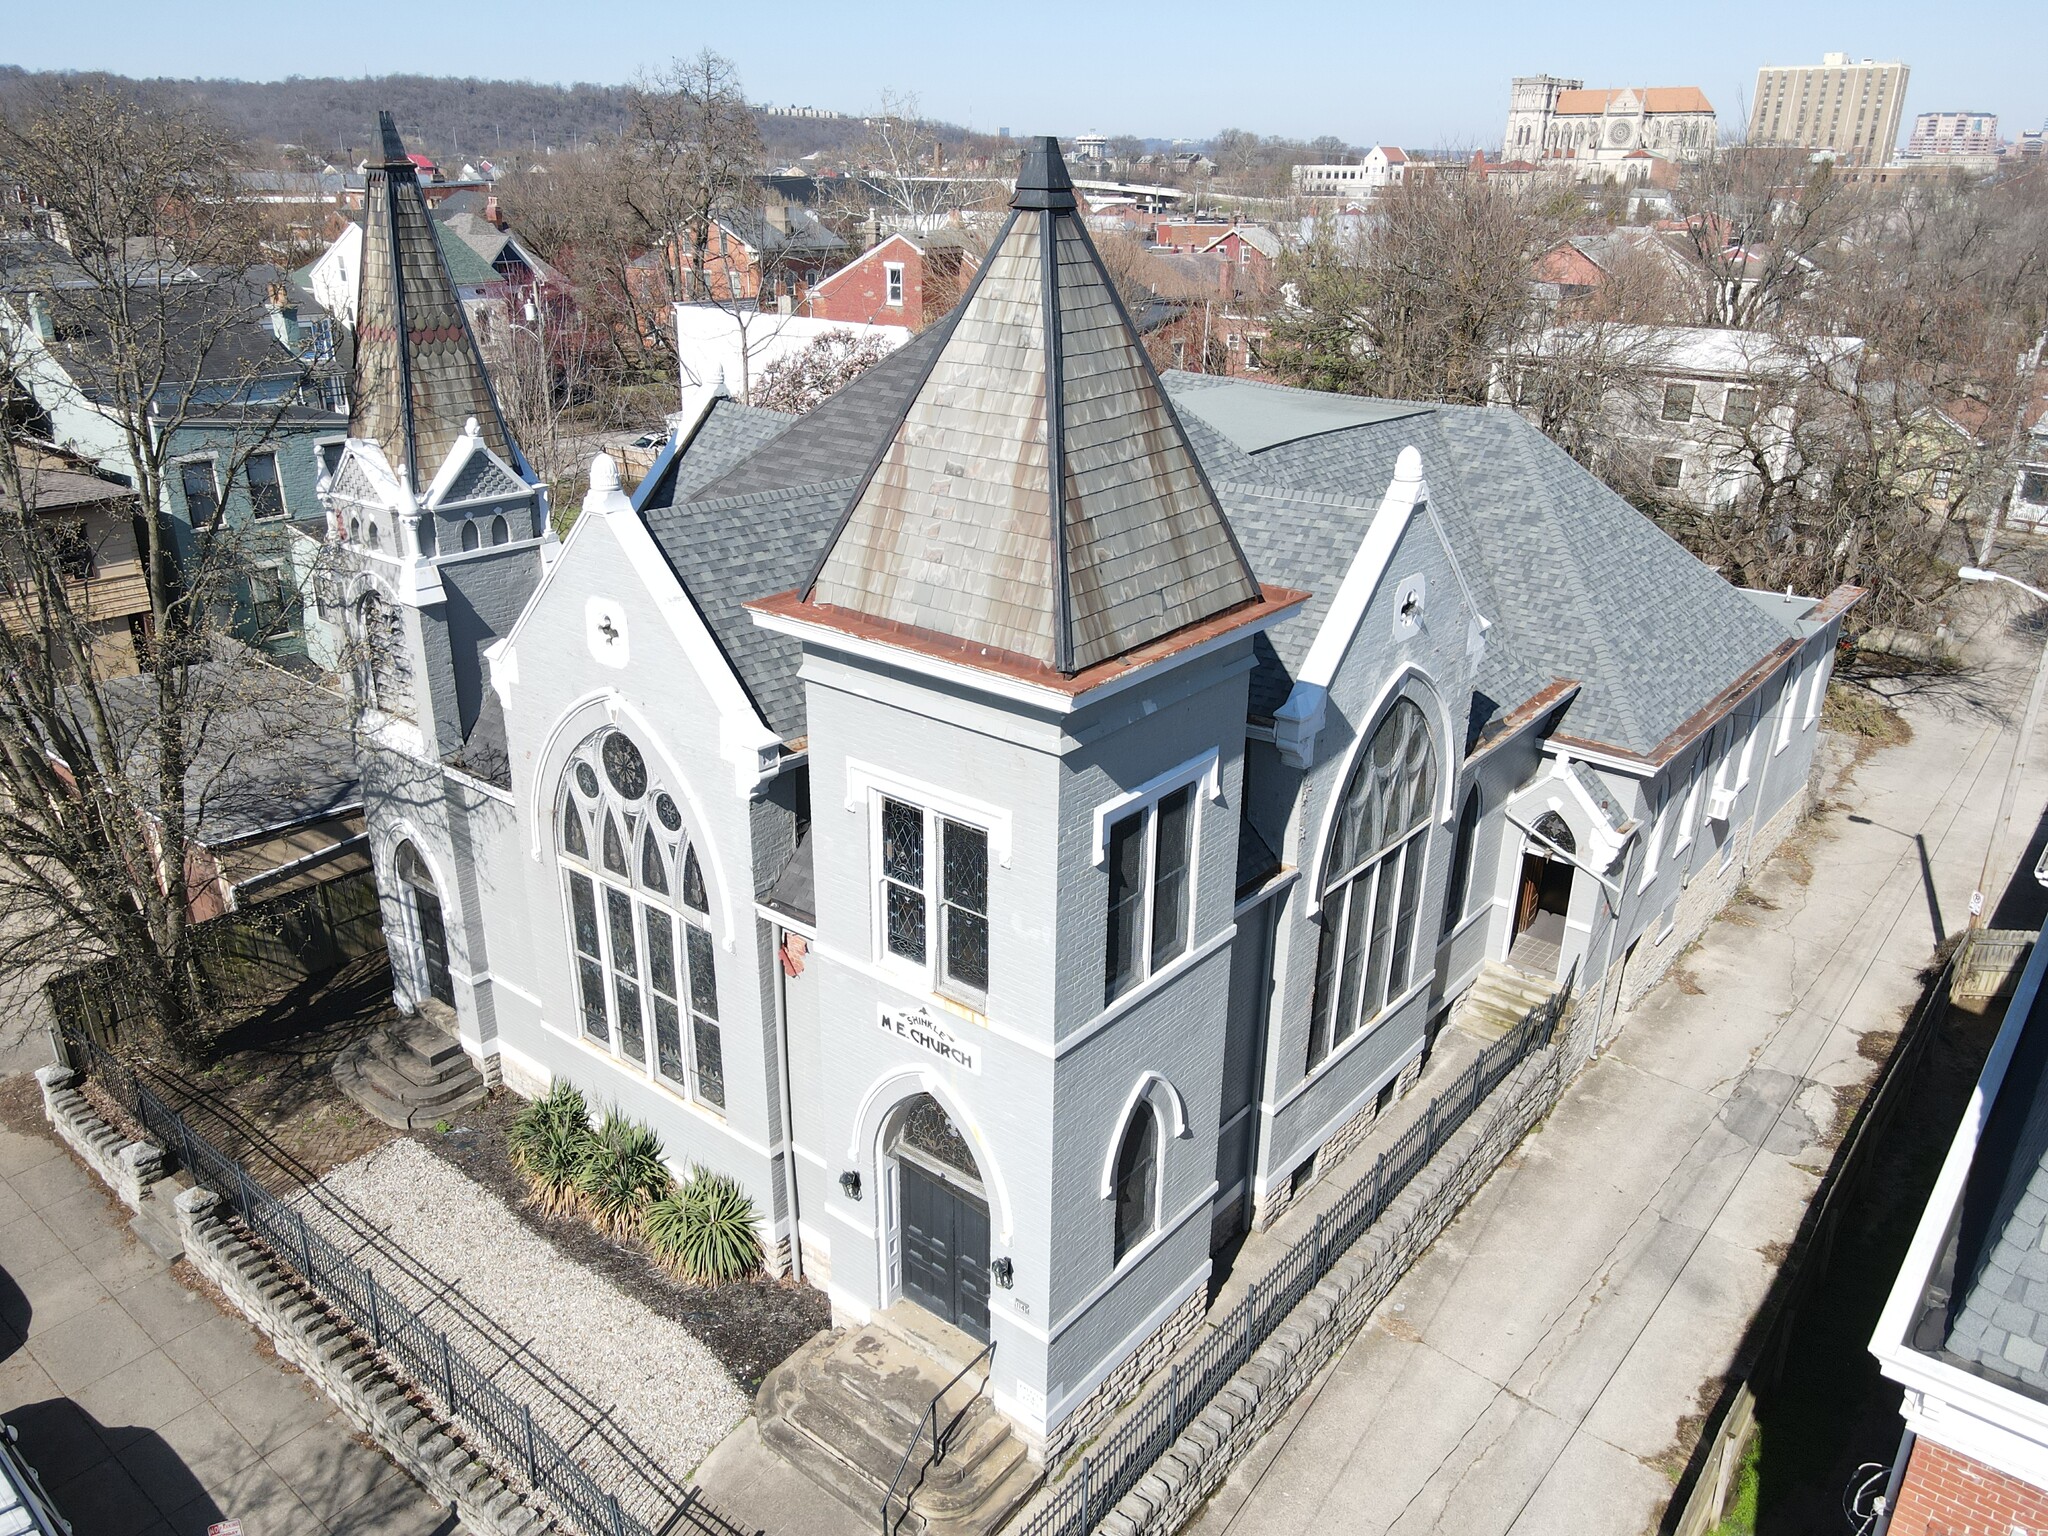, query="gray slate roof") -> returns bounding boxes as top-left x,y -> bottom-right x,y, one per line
637,398 -> 796,511
638,315 -> 1796,757
1938,961 -> 2048,1397
1164,374 -> 1796,755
